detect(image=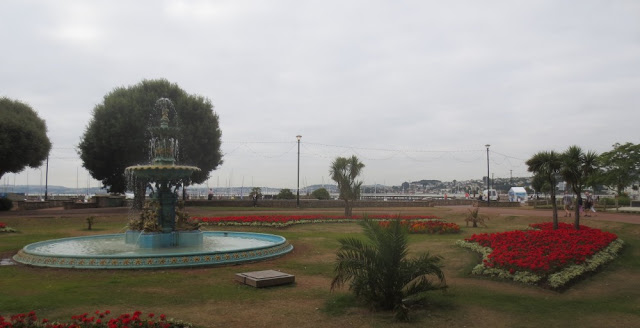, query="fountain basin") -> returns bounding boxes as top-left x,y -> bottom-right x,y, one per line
13,231 -> 293,269
124,230 -> 204,248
